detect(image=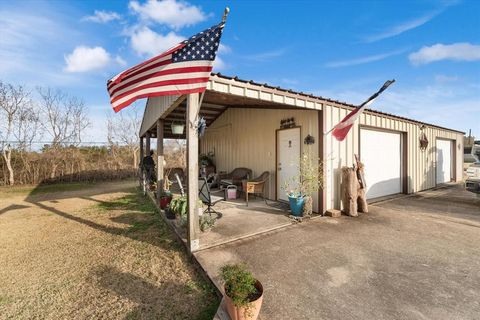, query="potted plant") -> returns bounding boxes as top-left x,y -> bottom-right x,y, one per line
170,196 -> 188,226
171,121 -> 185,135
281,152 -> 324,217
199,215 -> 216,232
165,204 -> 176,219
159,190 -> 173,209
220,264 -> 263,320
